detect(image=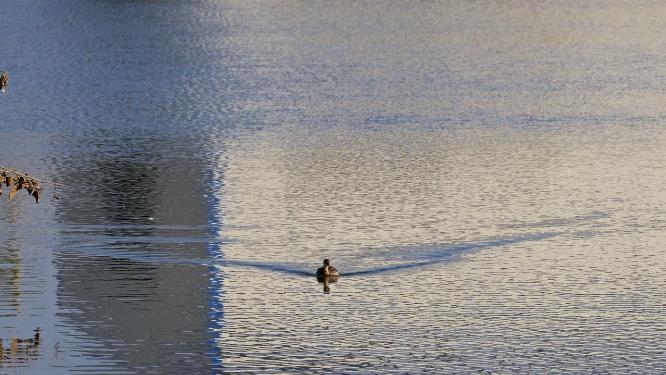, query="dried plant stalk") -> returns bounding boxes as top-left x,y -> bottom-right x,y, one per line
0,166 -> 46,204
